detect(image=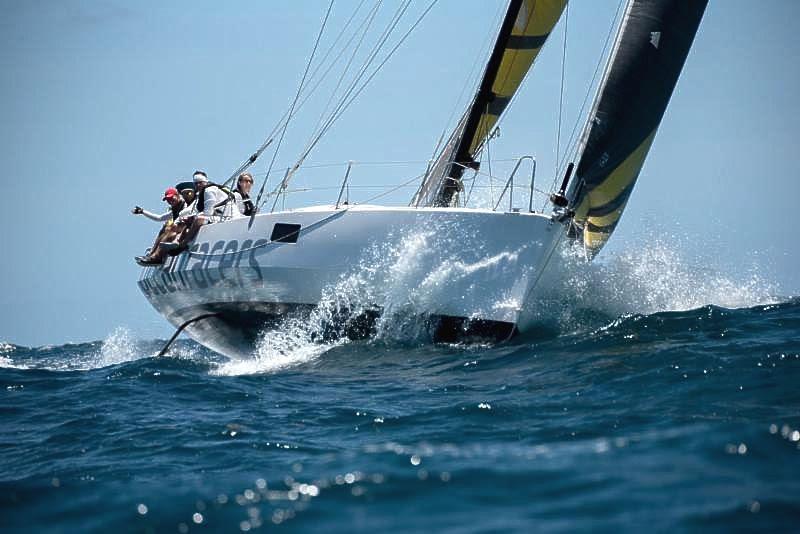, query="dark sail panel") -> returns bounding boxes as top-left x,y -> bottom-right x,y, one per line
569,0 -> 707,255
411,111 -> 468,207
423,0 -> 567,207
